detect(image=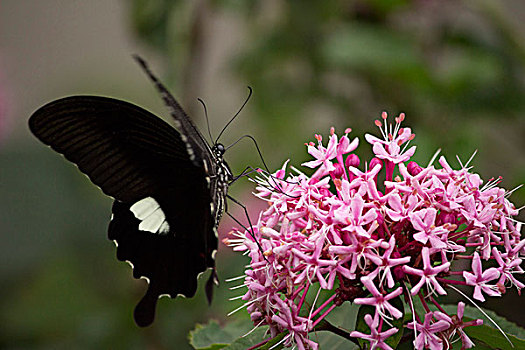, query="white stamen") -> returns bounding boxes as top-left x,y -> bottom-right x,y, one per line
427,148 -> 441,167
229,283 -> 247,290
242,319 -> 264,338
225,275 -> 246,282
